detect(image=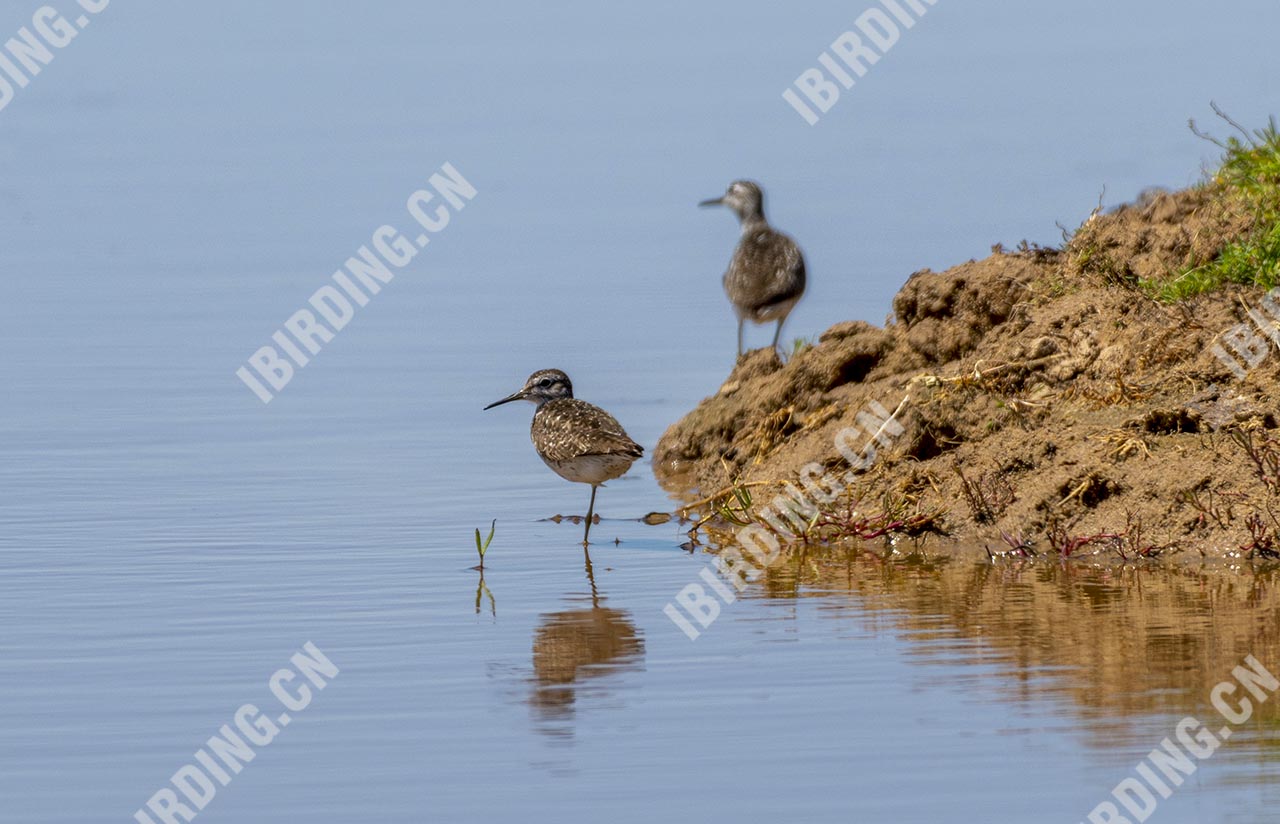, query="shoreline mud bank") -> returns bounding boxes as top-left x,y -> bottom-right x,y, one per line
655,146 -> 1280,561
